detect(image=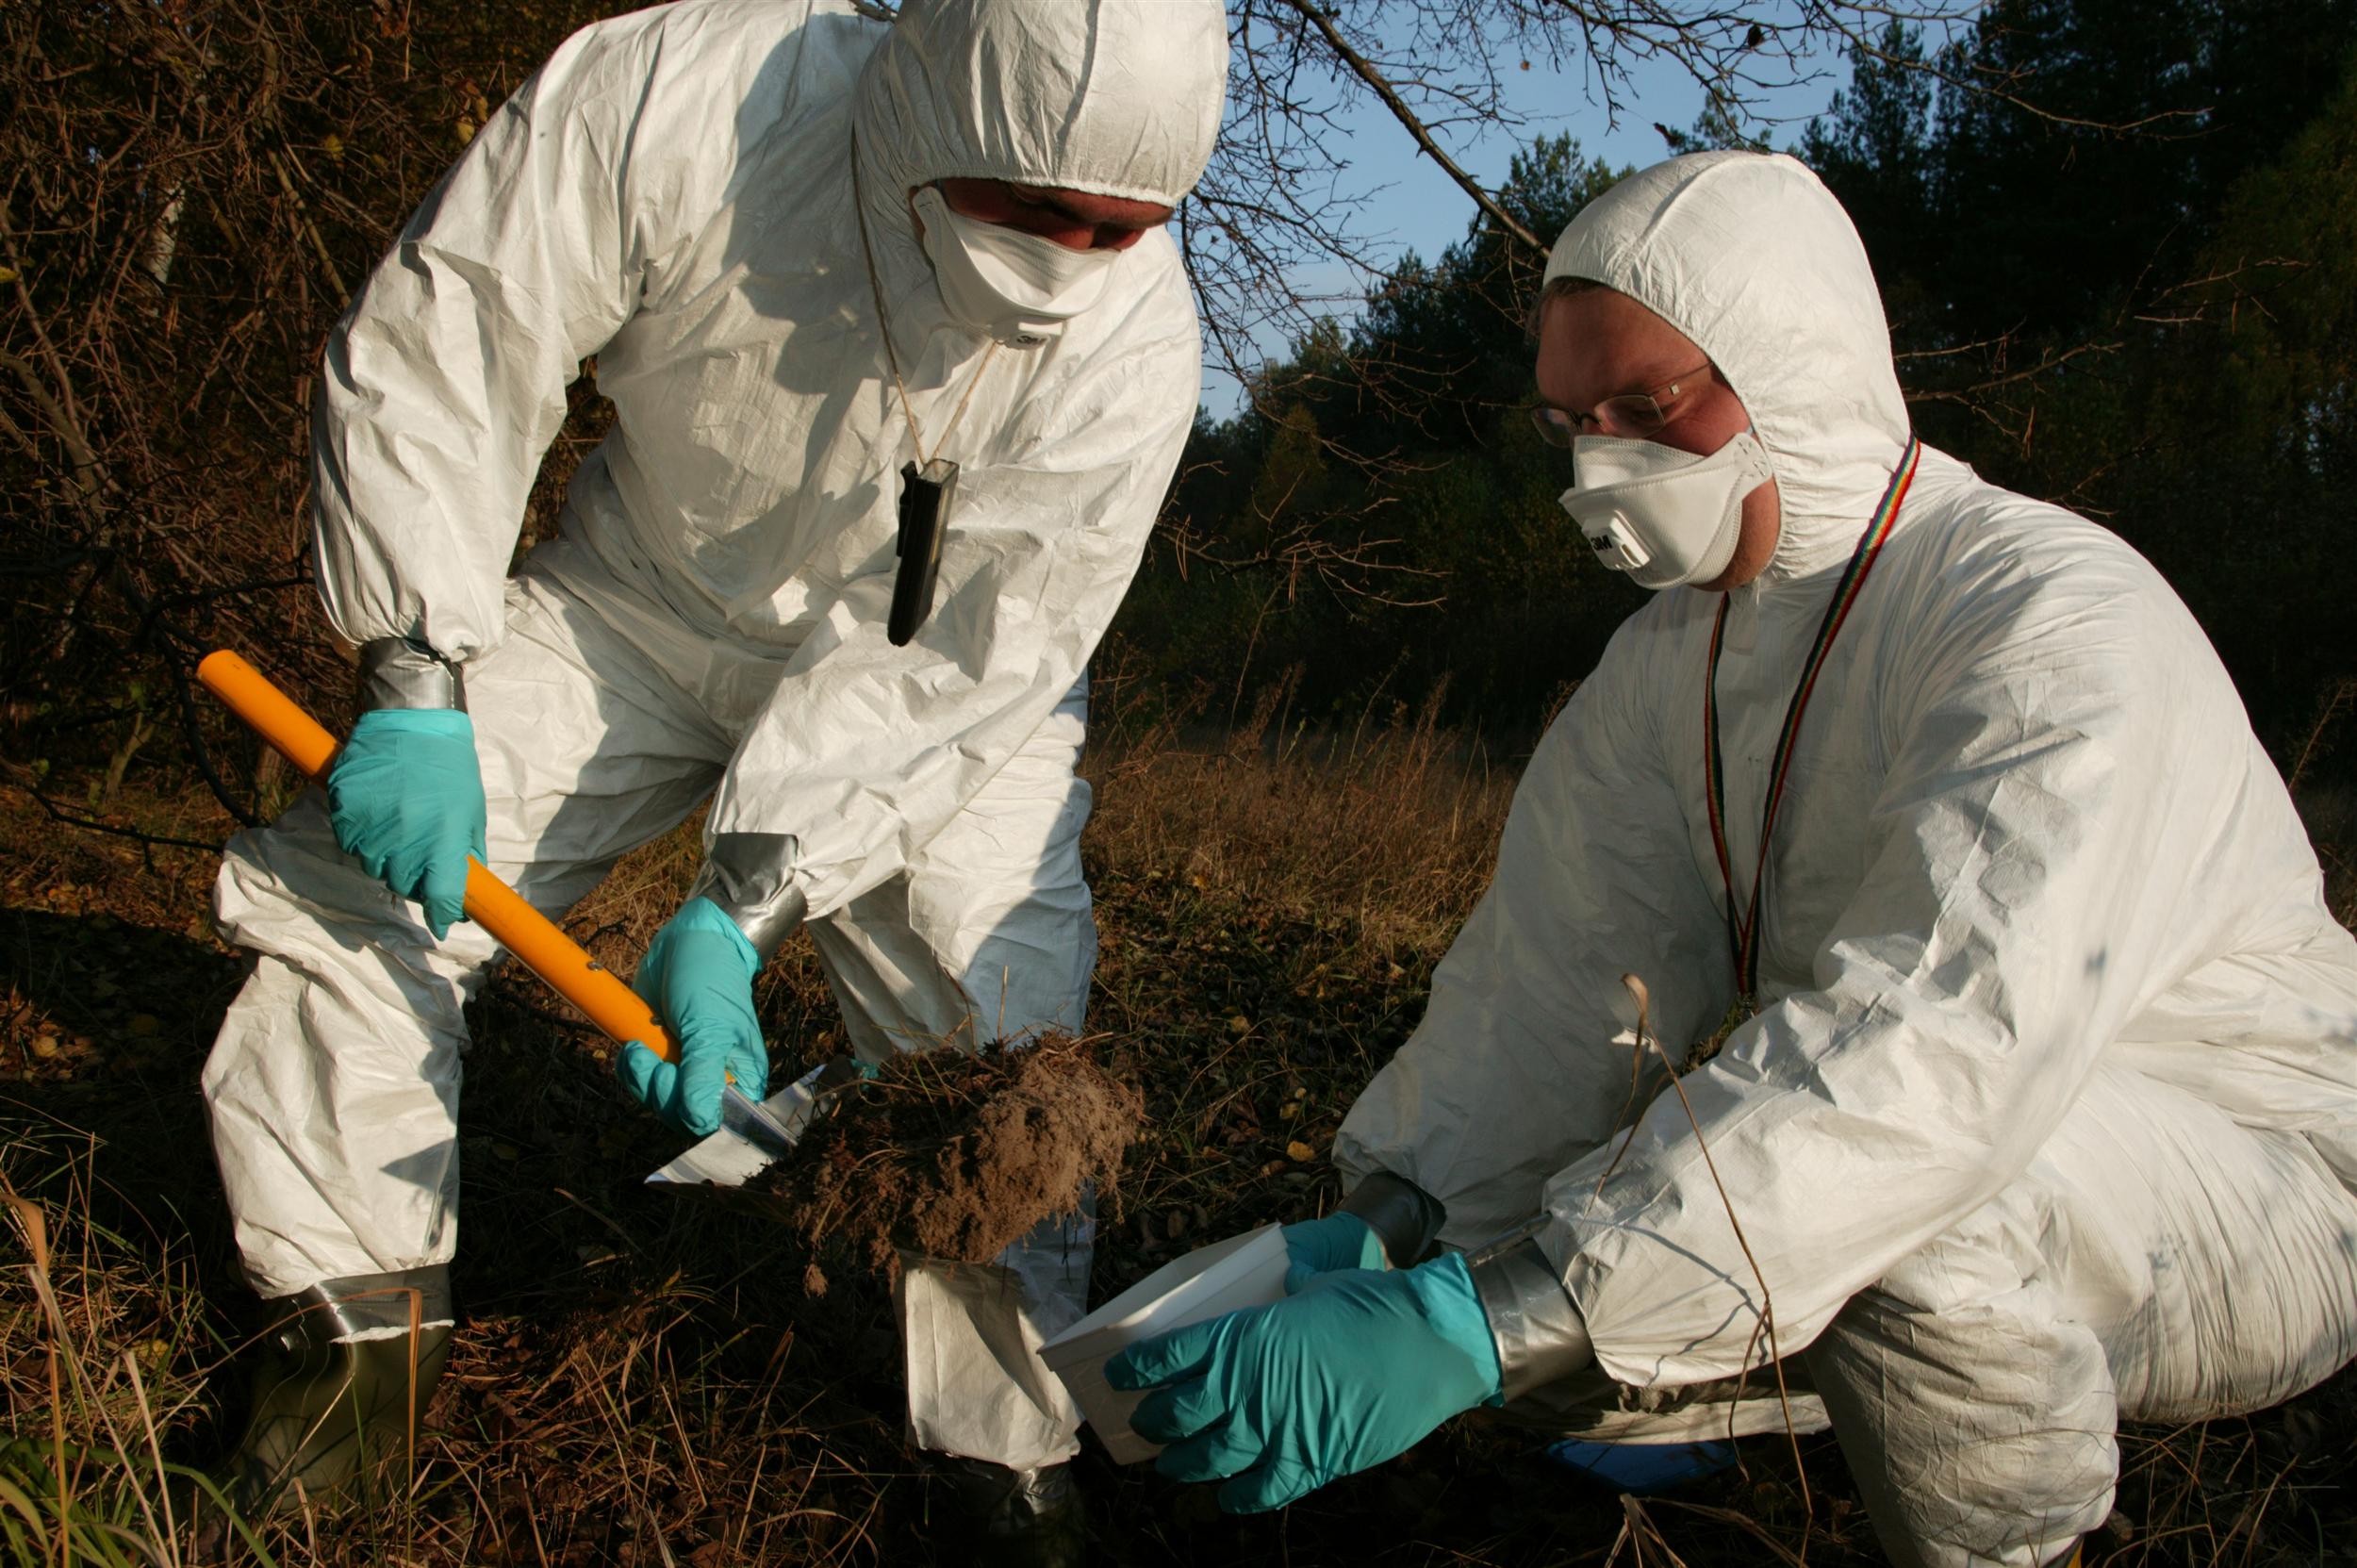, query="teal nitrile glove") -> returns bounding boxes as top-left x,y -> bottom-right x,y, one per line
326,707 -> 487,941
616,897 -> 768,1137
1106,1252 -> 1504,1512
1279,1212 -> 1386,1293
